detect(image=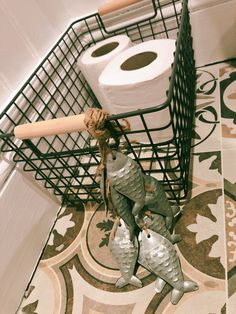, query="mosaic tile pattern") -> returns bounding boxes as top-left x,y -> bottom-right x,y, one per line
17,60 -> 236,313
